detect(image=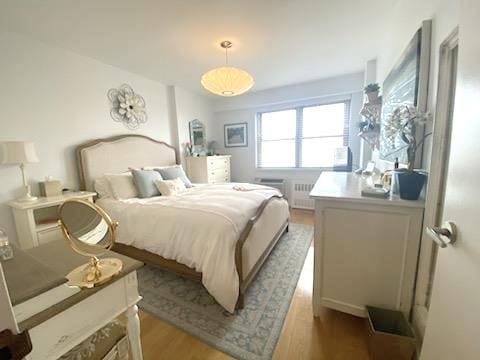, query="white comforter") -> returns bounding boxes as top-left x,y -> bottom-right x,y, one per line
97,183 -> 288,312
